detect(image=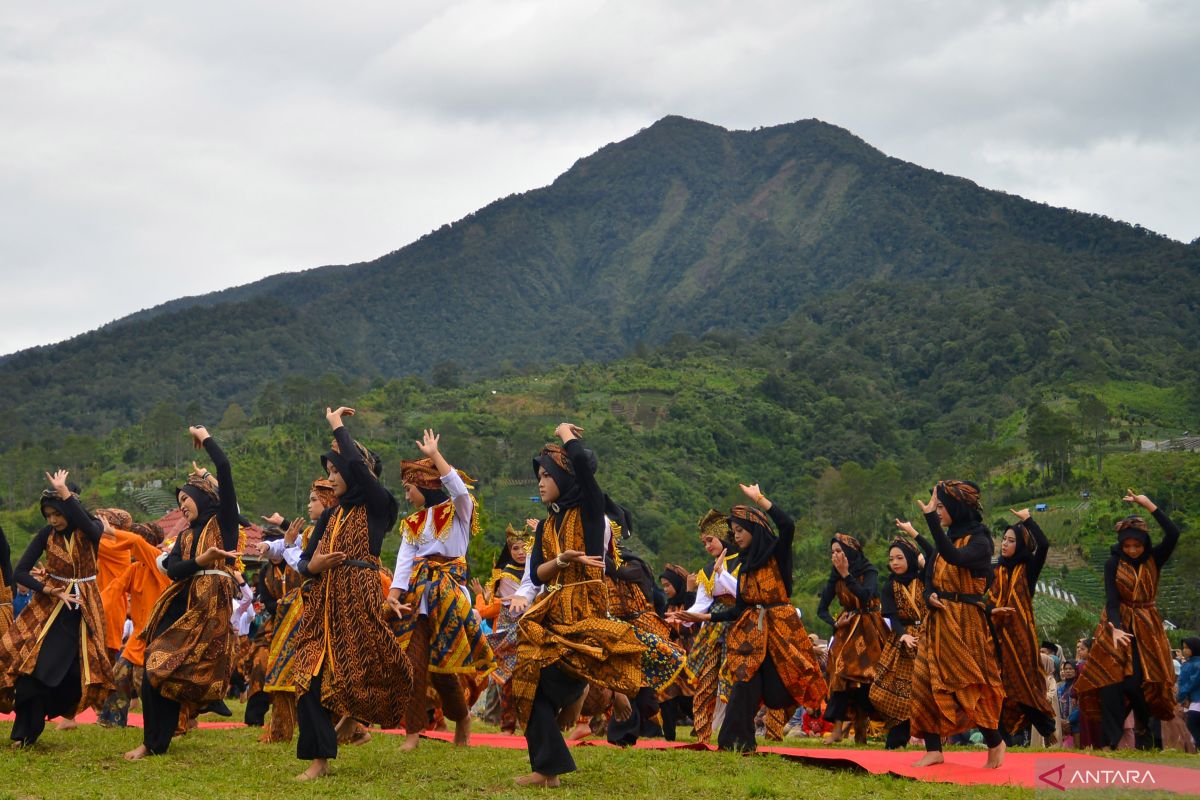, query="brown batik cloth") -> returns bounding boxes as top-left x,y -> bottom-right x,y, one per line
290,505 -> 413,728
723,557 -> 827,710
826,576 -> 887,694
0,573 -> 13,641
989,562 -> 1056,732
1076,557 -> 1176,722
909,535 -> 1004,738
0,528 -> 114,713
511,508 -> 646,726
869,577 -> 925,725
141,517 -> 238,705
